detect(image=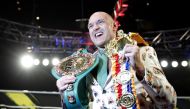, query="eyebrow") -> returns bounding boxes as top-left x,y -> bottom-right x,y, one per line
88,19 -> 105,27
87,23 -> 92,28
